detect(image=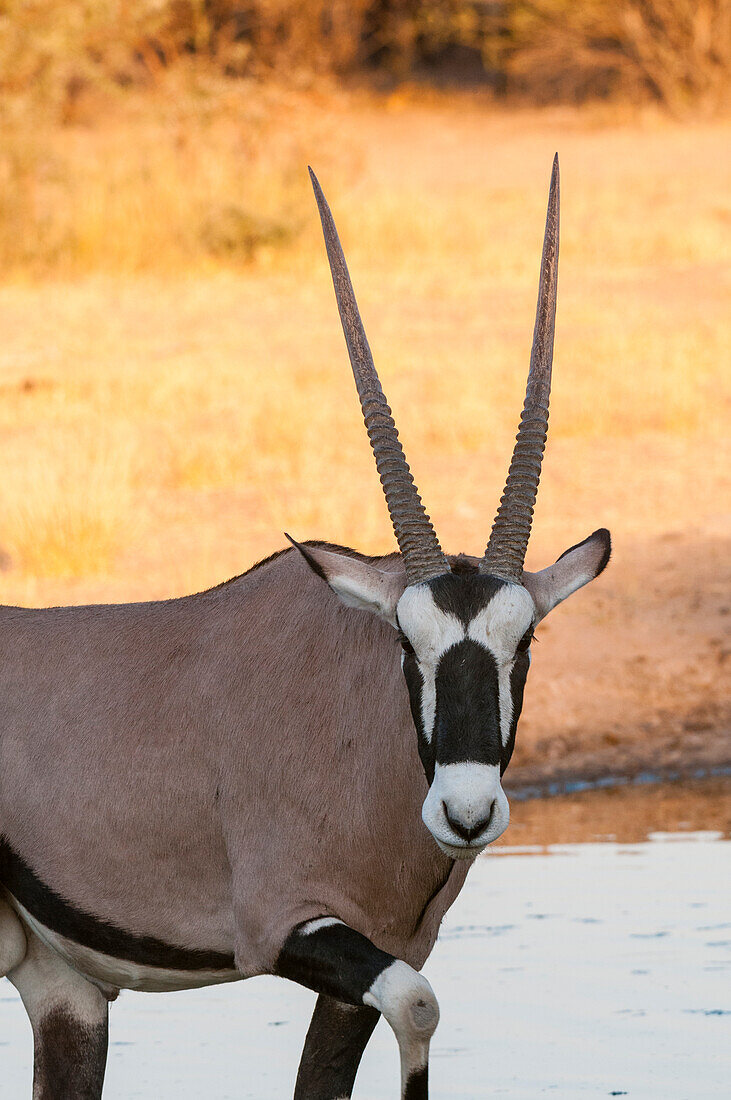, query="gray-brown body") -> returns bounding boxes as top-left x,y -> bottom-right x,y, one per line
0,546 -> 465,991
